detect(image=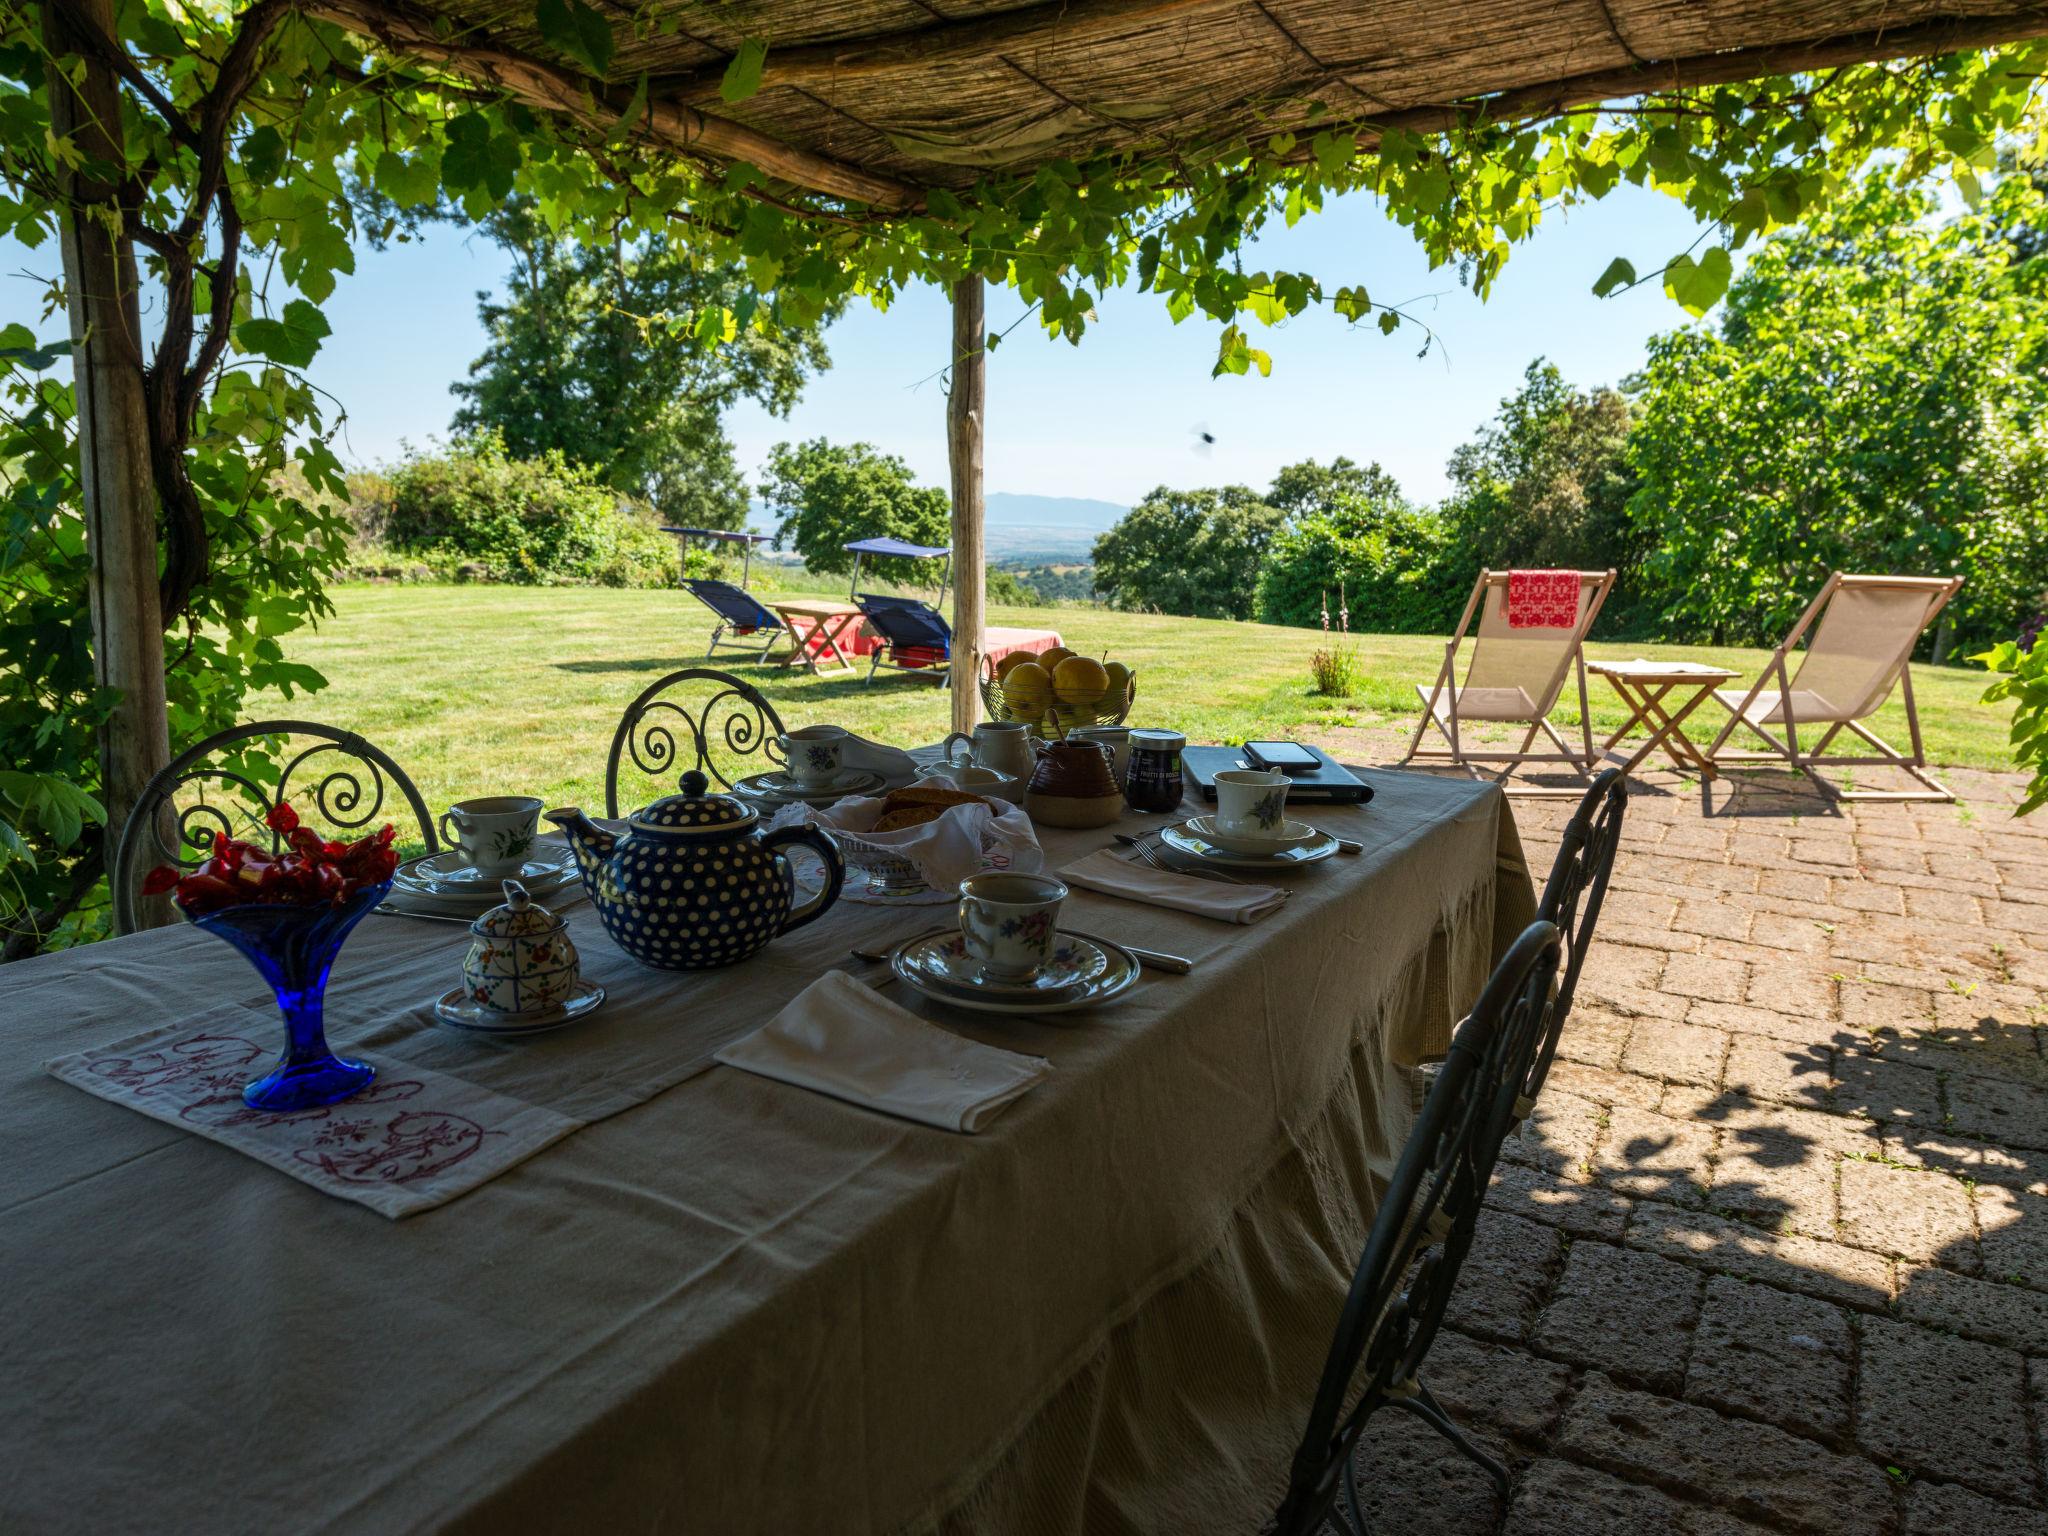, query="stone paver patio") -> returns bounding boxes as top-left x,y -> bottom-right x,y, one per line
1316,735 -> 2048,1534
